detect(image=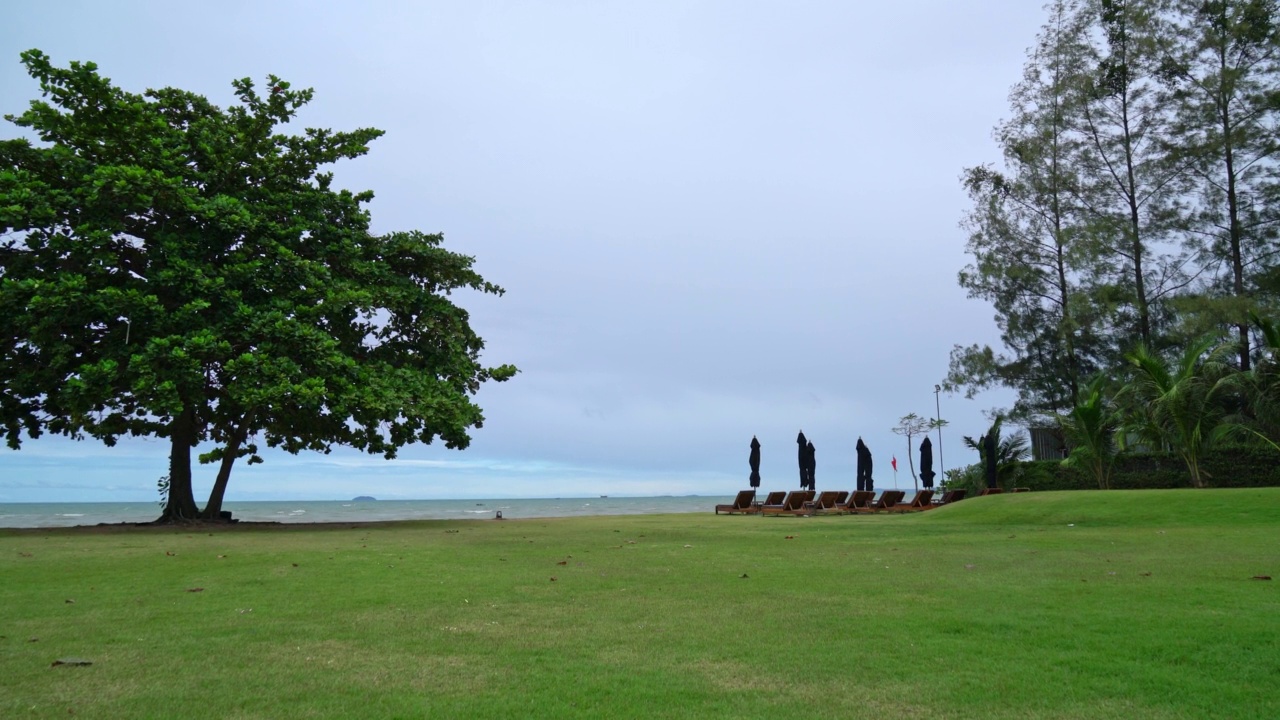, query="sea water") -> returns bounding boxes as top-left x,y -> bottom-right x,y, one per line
0,496 -> 735,528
